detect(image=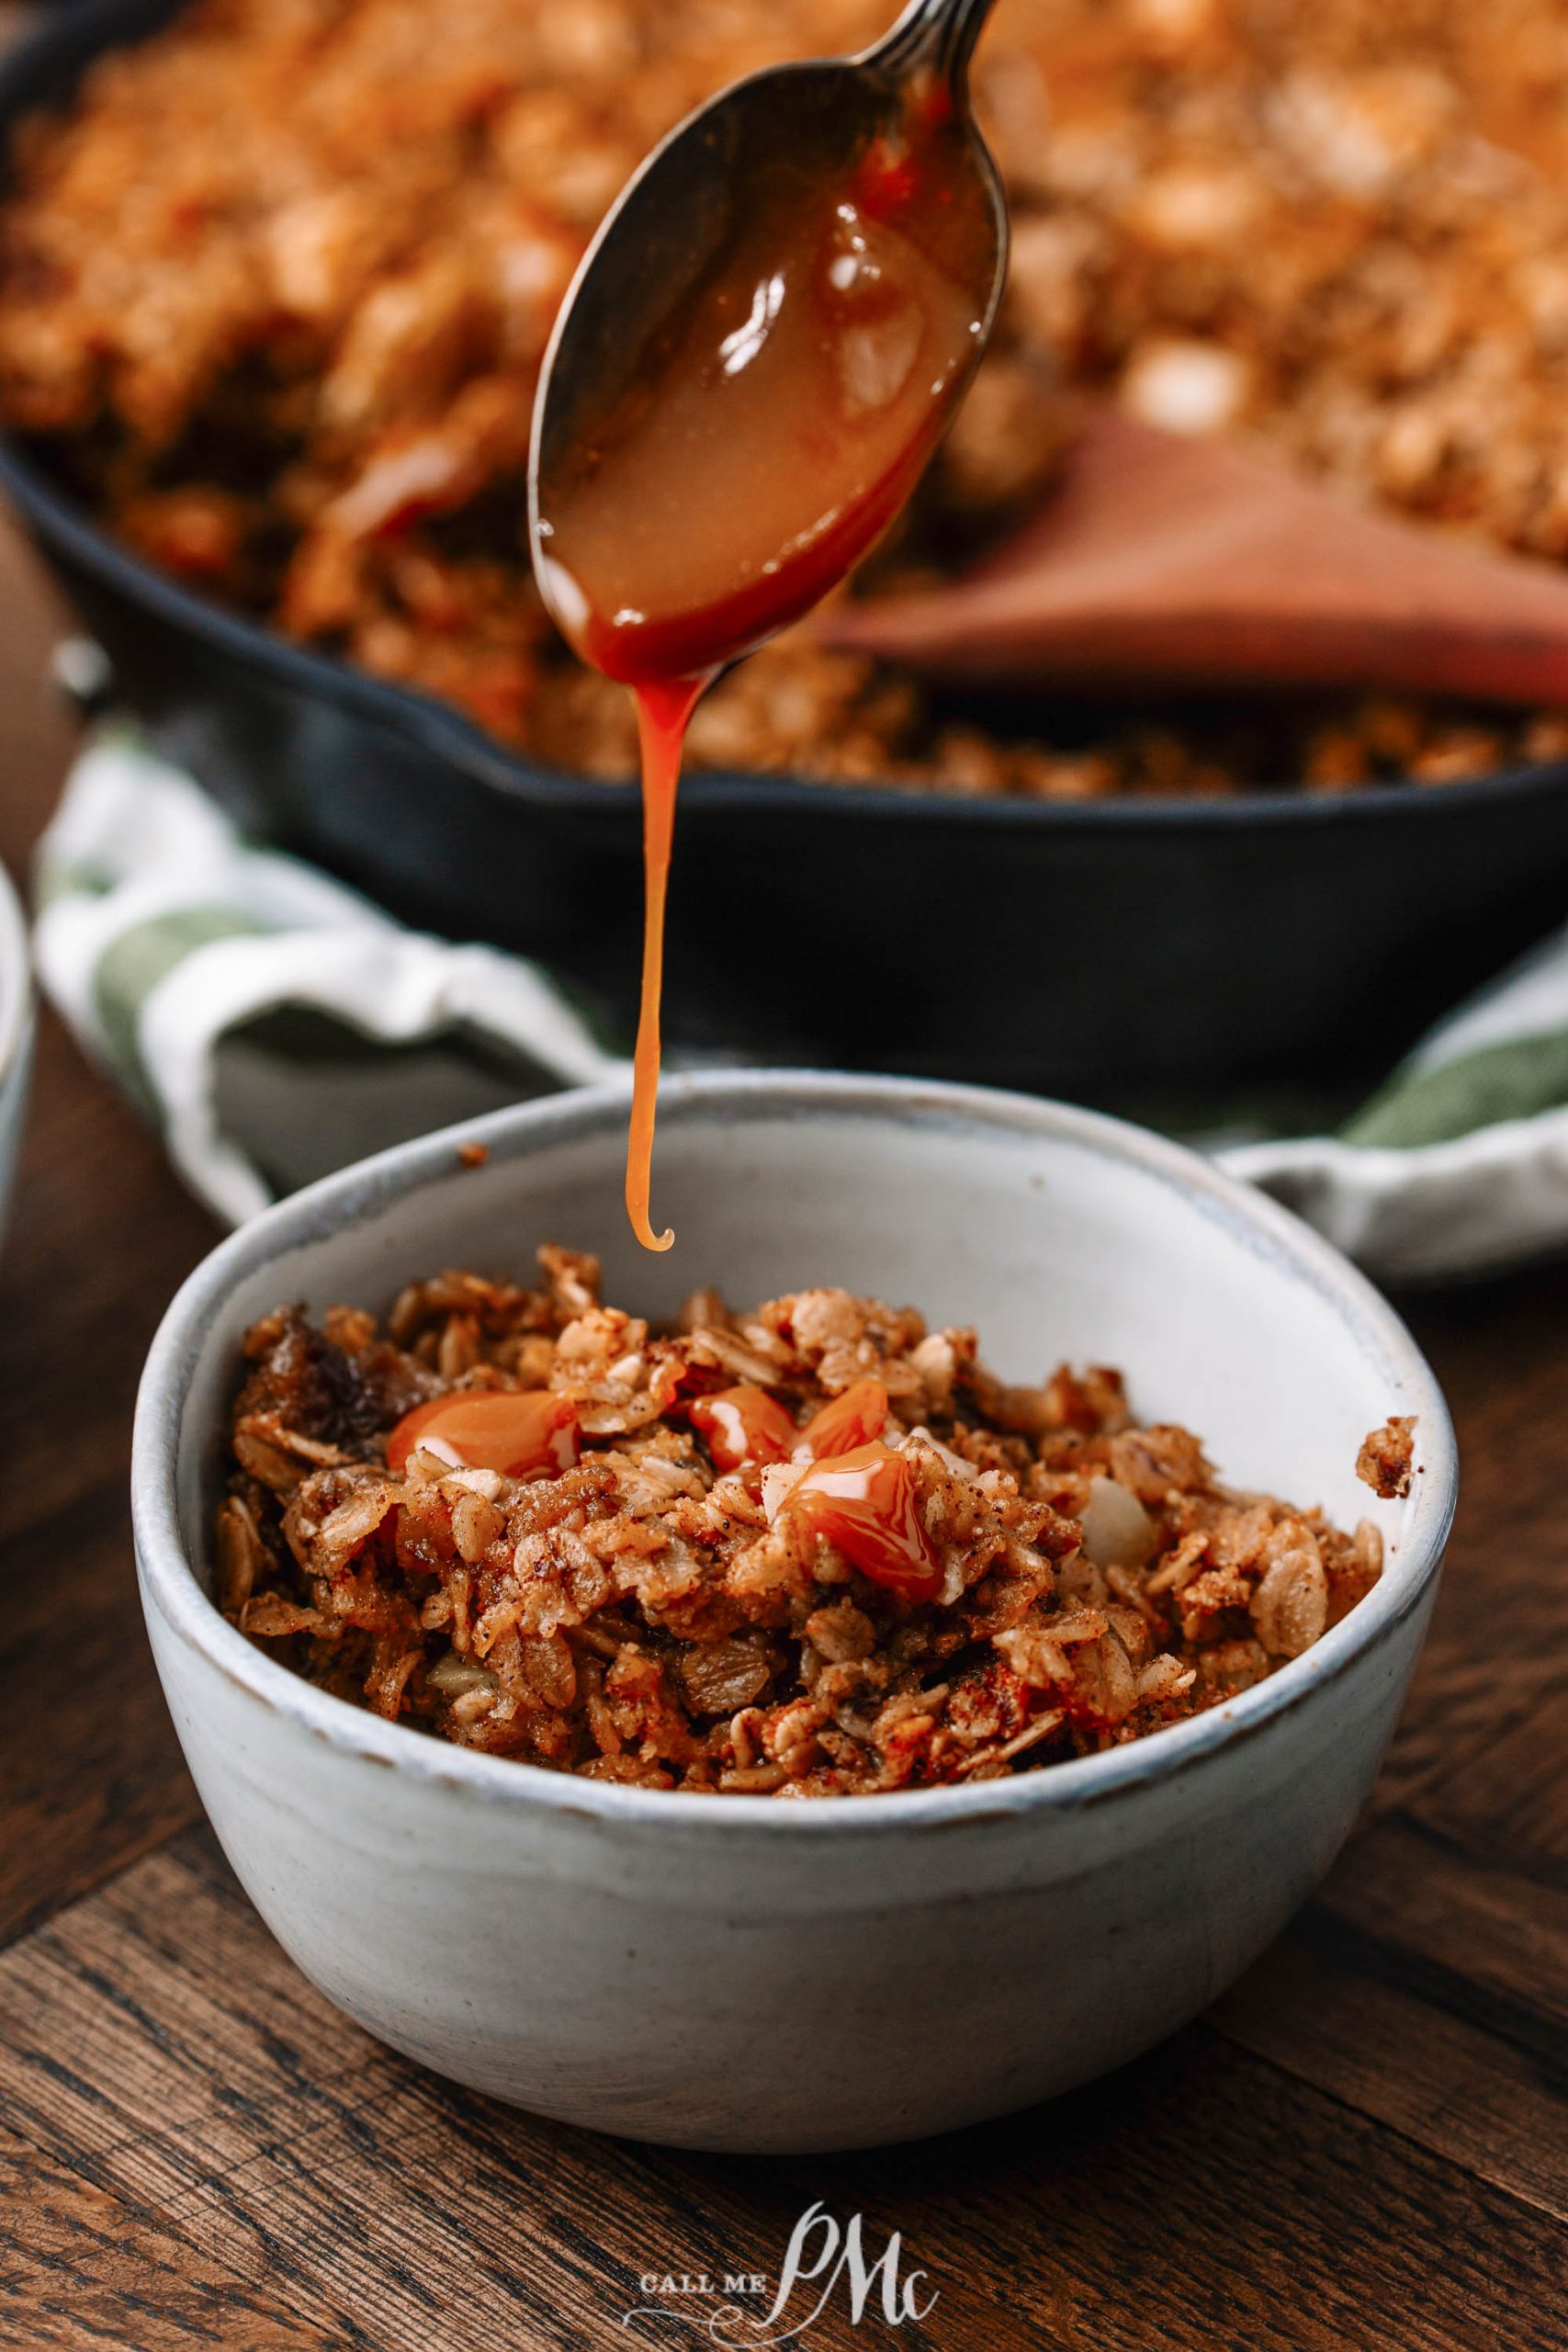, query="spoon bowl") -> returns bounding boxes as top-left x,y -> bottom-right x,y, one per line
528,0 -> 1009,681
